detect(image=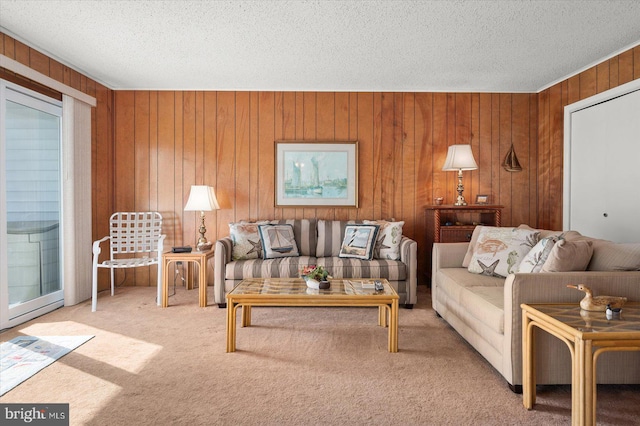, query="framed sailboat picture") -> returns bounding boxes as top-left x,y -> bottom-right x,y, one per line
275,141 -> 358,207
